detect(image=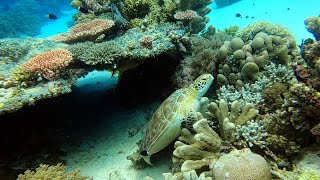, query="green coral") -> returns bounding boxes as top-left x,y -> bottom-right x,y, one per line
69,41 -> 127,66
0,39 -> 29,62
304,16 -> 320,40
241,62 -> 259,81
